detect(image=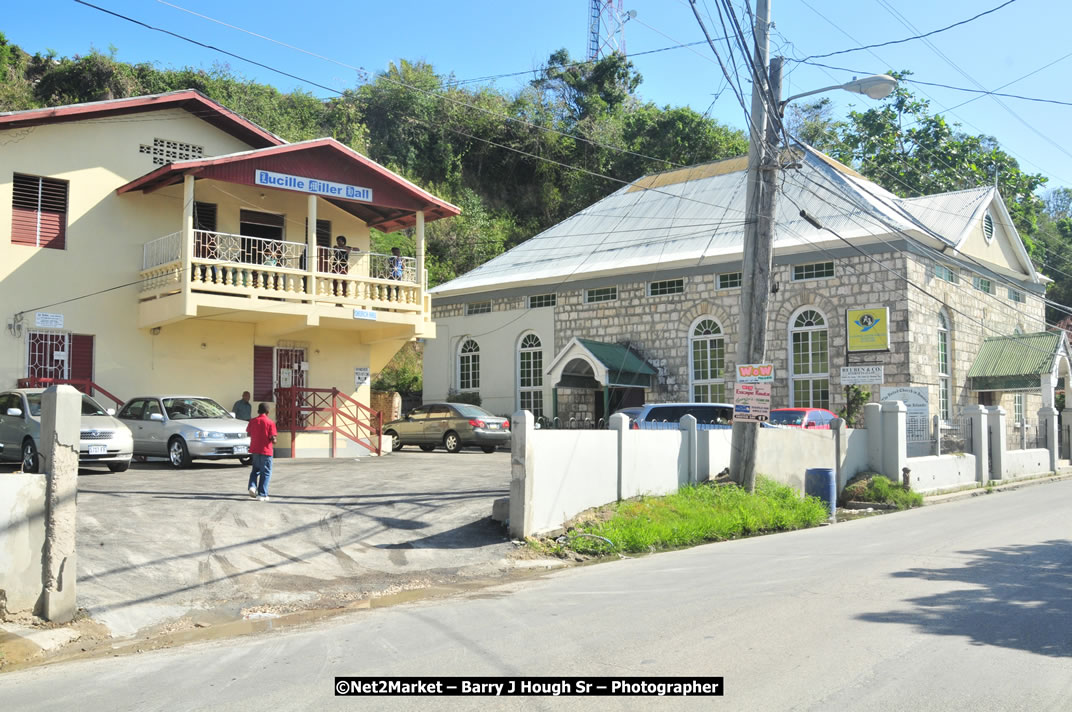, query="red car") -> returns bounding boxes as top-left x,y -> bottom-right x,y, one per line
768,408 -> 837,429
